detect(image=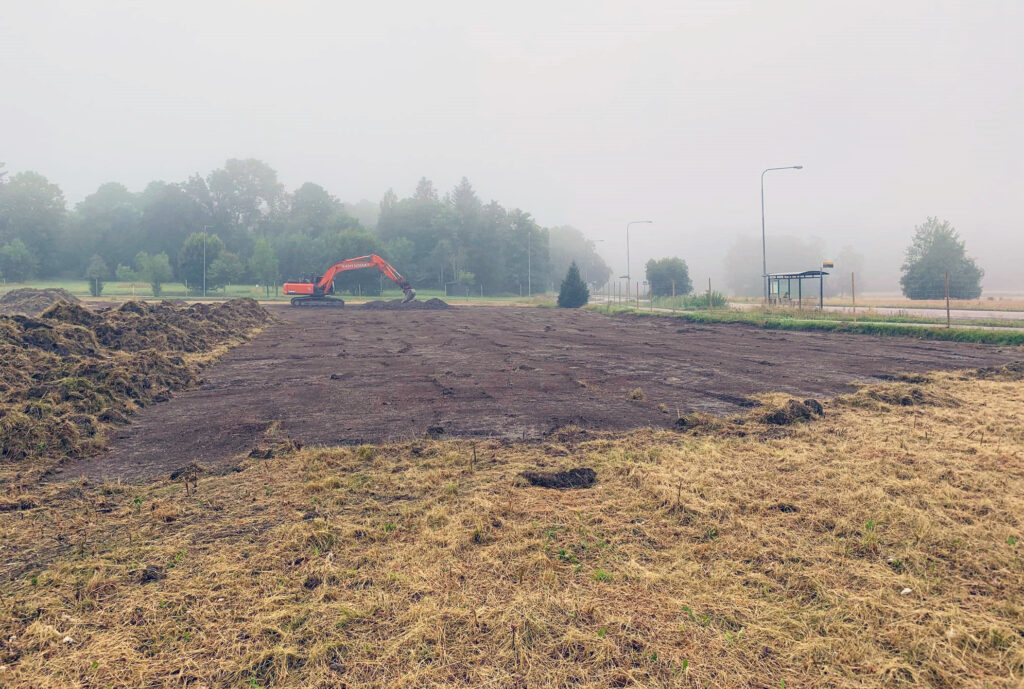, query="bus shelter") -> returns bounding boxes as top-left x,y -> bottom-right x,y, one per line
767,270 -> 829,309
